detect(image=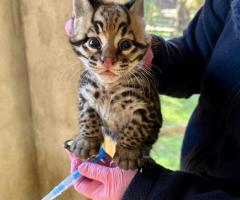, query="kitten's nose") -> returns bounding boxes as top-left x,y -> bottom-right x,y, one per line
103,57 -> 114,70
